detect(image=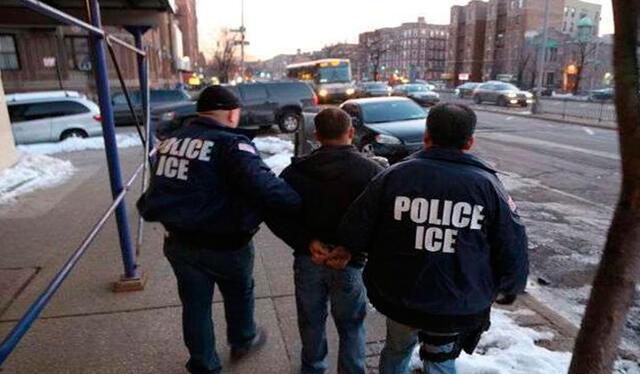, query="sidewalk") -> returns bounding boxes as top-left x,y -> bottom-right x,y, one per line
0,146 -> 585,374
